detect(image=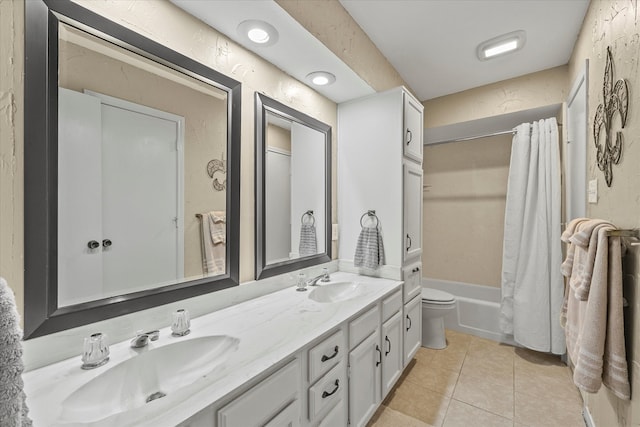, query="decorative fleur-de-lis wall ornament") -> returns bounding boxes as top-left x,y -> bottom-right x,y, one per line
593,46 -> 629,187
206,153 -> 226,191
